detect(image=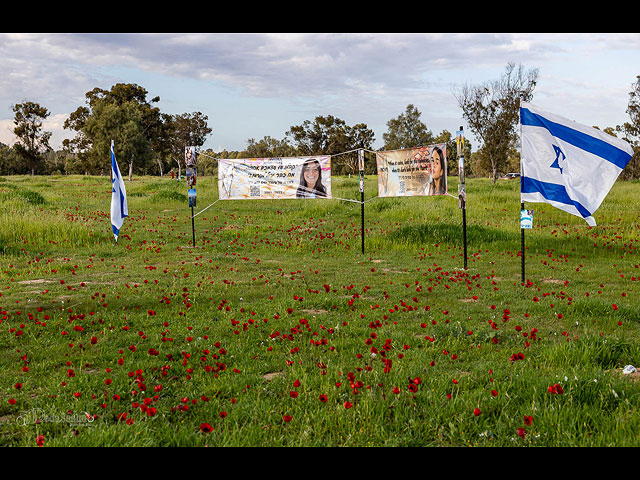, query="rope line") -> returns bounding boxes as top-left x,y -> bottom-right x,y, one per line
191,194 -> 393,218
187,147 -> 380,163
191,199 -> 220,218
